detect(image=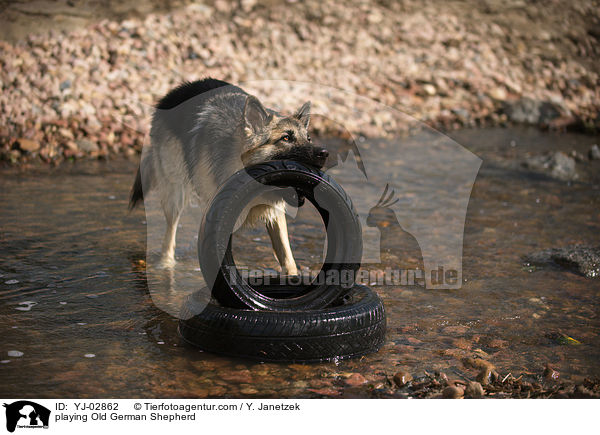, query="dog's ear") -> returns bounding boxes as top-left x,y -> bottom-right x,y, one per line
244,95 -> 271,135
295,101 -> 311,129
